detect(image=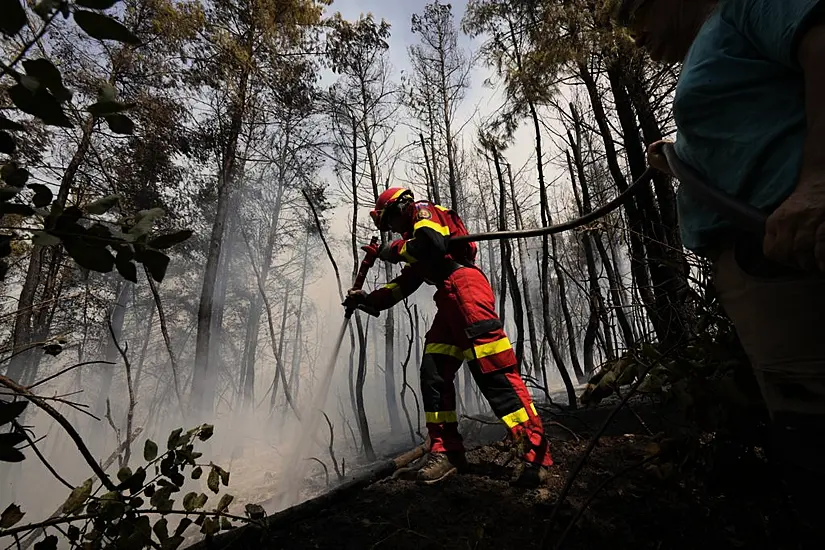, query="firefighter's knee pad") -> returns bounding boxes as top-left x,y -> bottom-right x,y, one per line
464,319 -> 516,374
